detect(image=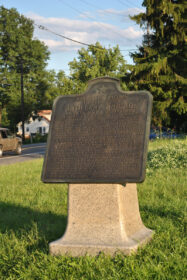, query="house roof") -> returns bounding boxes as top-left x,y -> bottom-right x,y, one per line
37,110 -> 52,122
17,110 -> 52,127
